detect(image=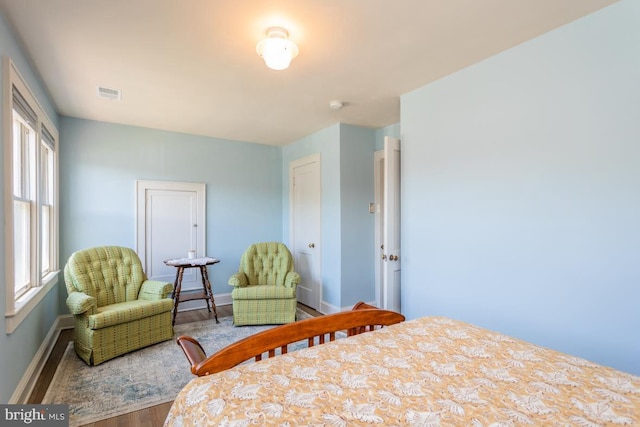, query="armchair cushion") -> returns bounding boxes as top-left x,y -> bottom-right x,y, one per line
239,242 -> 296,287
231,284 -> 296,300
88,298 -> 174,329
